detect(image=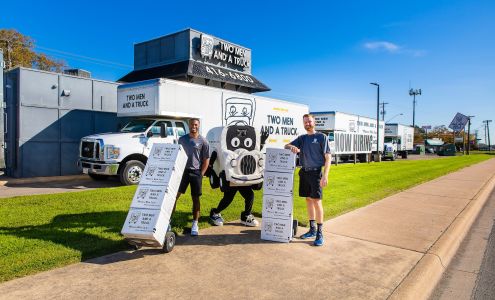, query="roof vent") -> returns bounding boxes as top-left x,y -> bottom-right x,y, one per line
64,69 -> 91,78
